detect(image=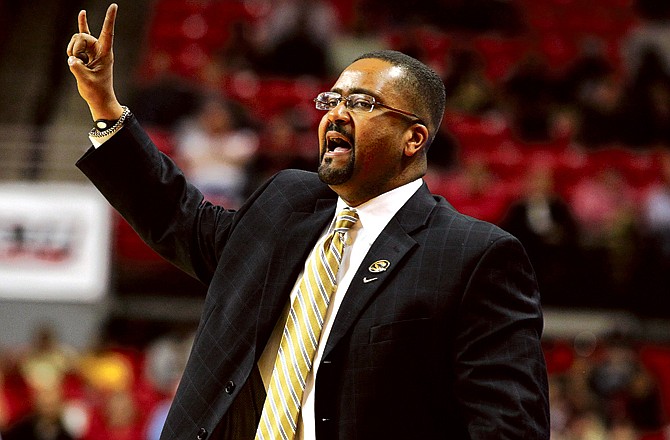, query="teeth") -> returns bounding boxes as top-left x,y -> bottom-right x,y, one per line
325,131 -> 352,152
327,137 -> 346,151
